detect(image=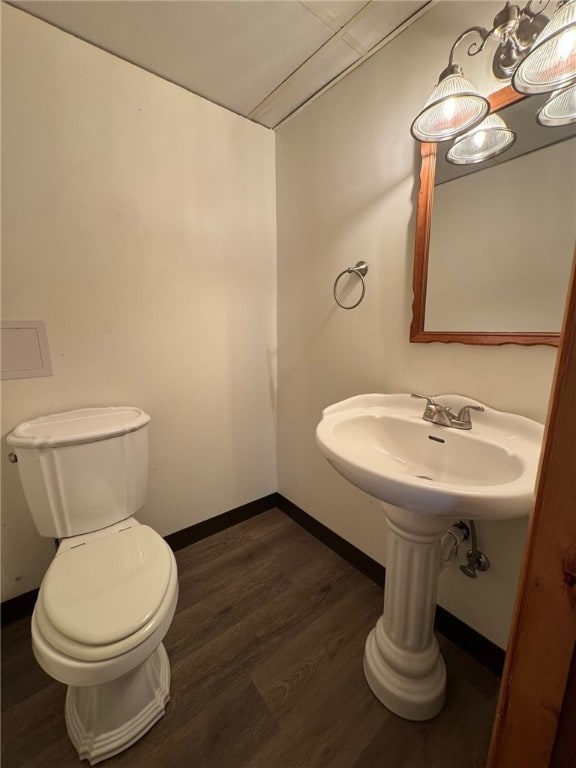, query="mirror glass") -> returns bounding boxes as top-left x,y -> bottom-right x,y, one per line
411,87 -> 576,346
